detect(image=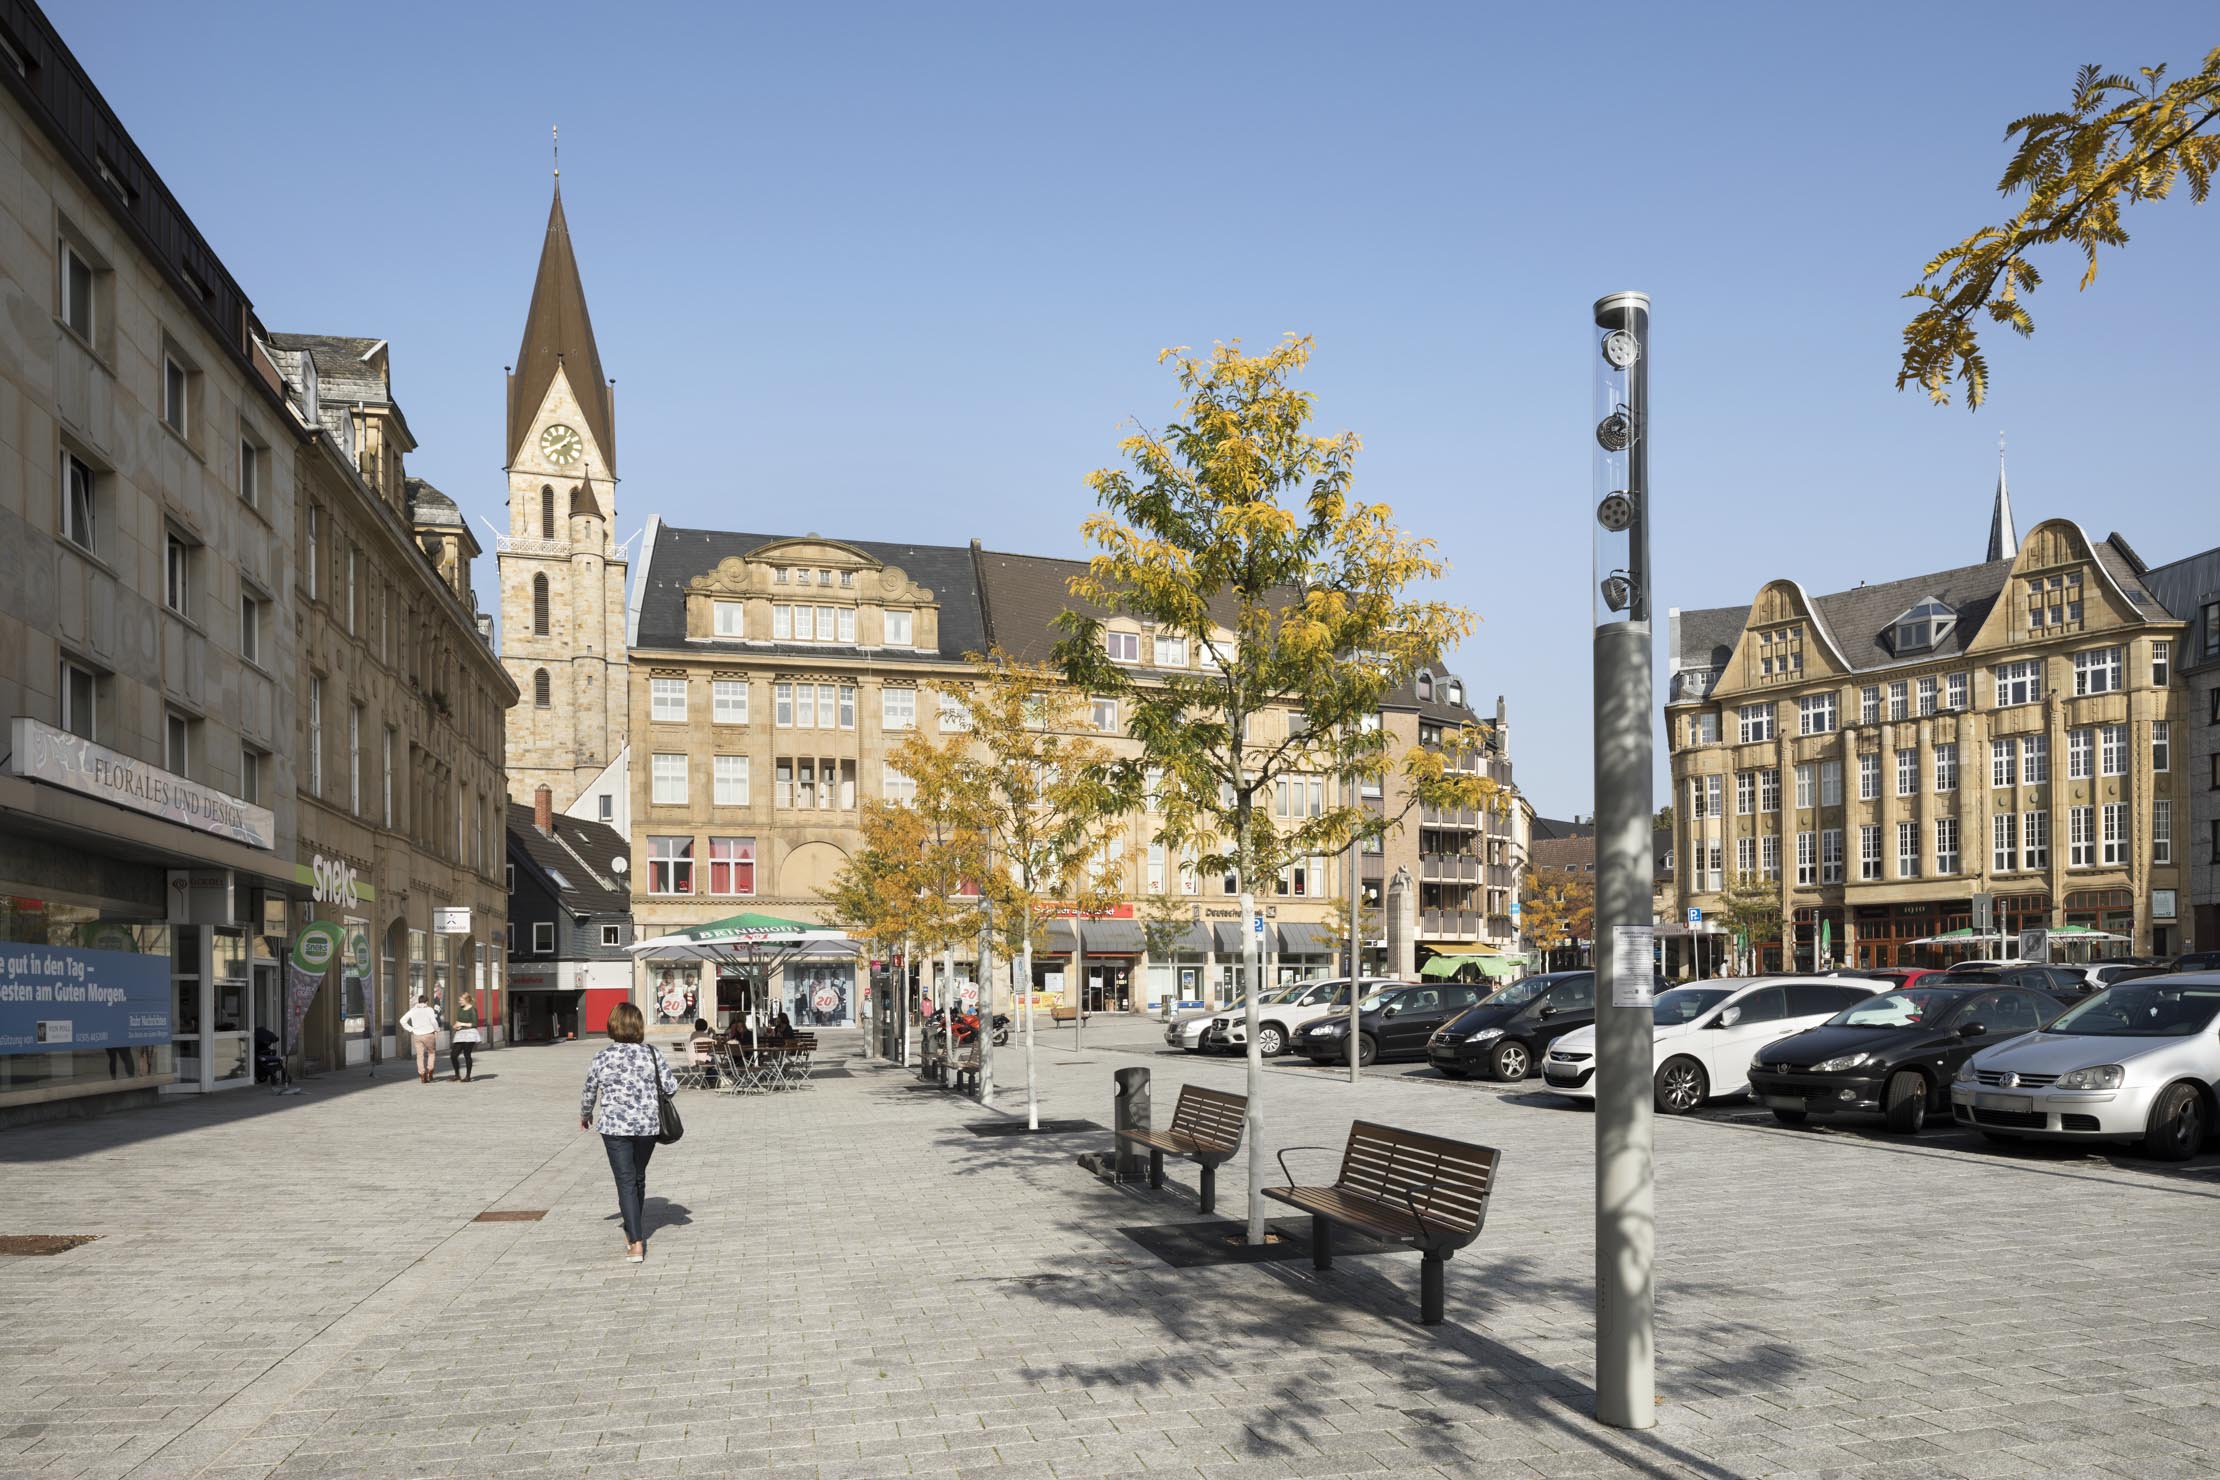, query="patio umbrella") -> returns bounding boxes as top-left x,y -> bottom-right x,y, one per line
631,913 -> 853,1044
1905,927 -> 2005,946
